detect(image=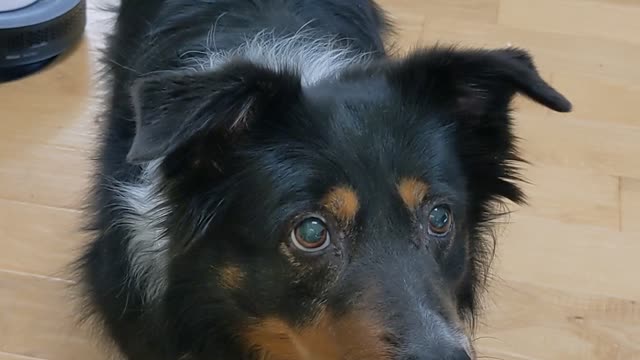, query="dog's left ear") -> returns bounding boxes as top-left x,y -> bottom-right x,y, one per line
388,47 -> 572,117
388,47 -> 571,205
127,61 -> 301,164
